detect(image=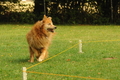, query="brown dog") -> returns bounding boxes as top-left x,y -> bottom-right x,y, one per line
26,15 -> 57,62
